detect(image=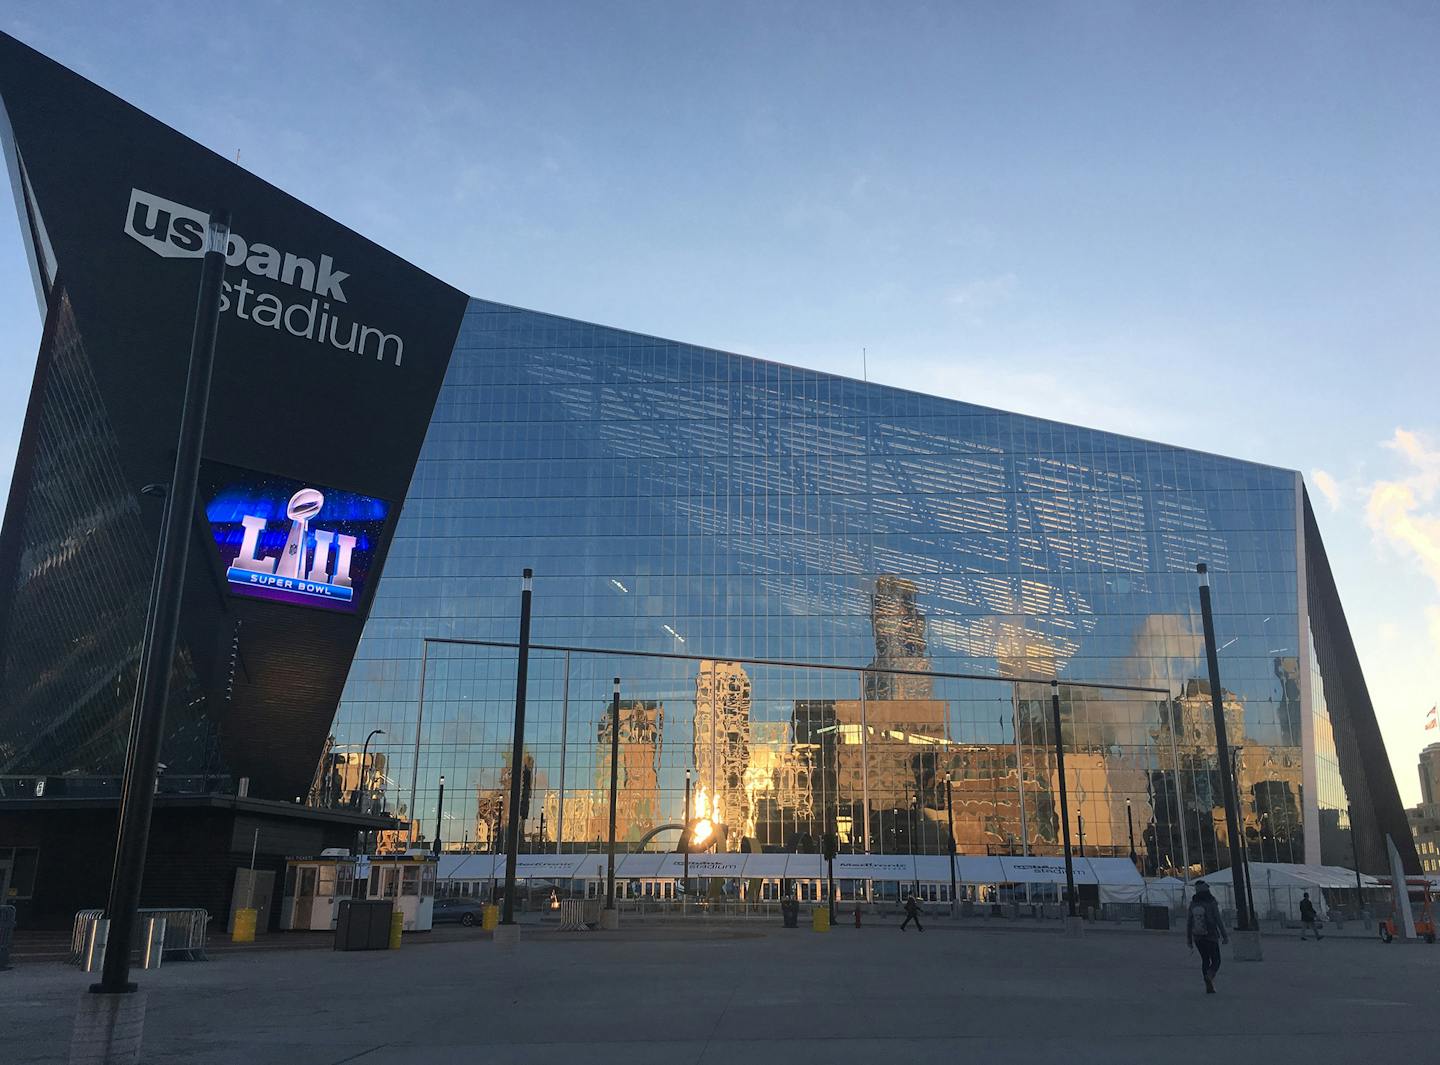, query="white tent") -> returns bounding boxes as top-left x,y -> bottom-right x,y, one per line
1142,876 -> 1188,909
1199,862 -> 1380,919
